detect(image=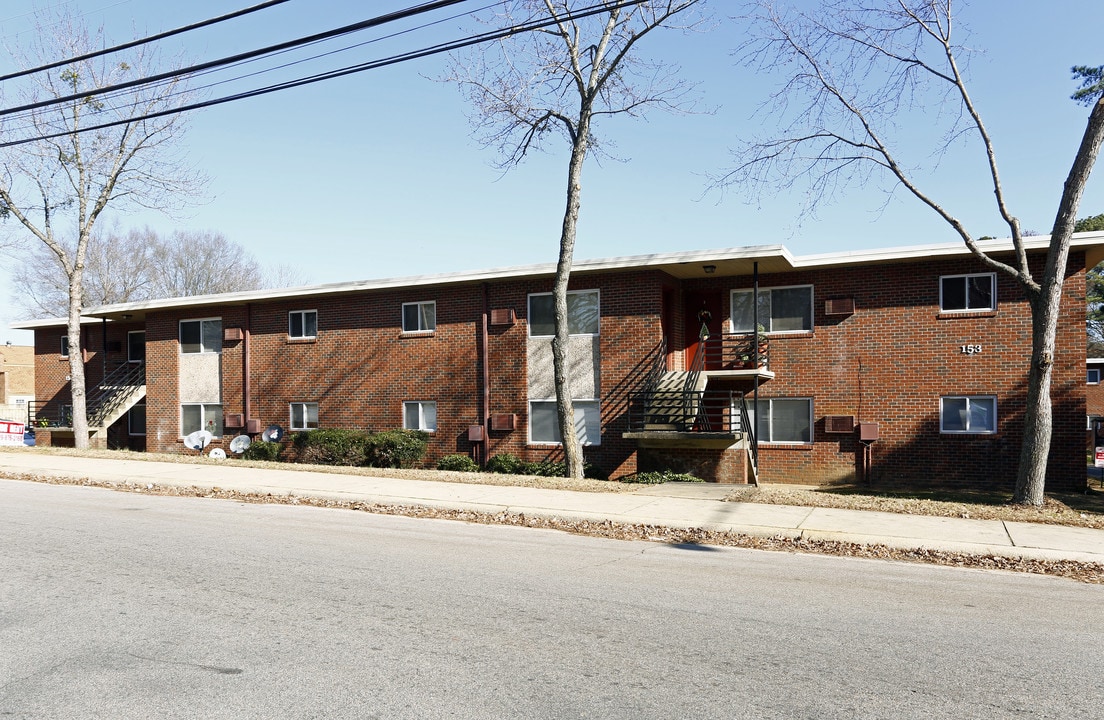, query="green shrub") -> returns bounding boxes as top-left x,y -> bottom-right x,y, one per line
365,429 -> 428,468
623,470 -> 703,484
242,440 -> 282,462
486,452 -> 526,474
437,454 -> 478,472
292,428 -> 370,466
522,459 -> 567,477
